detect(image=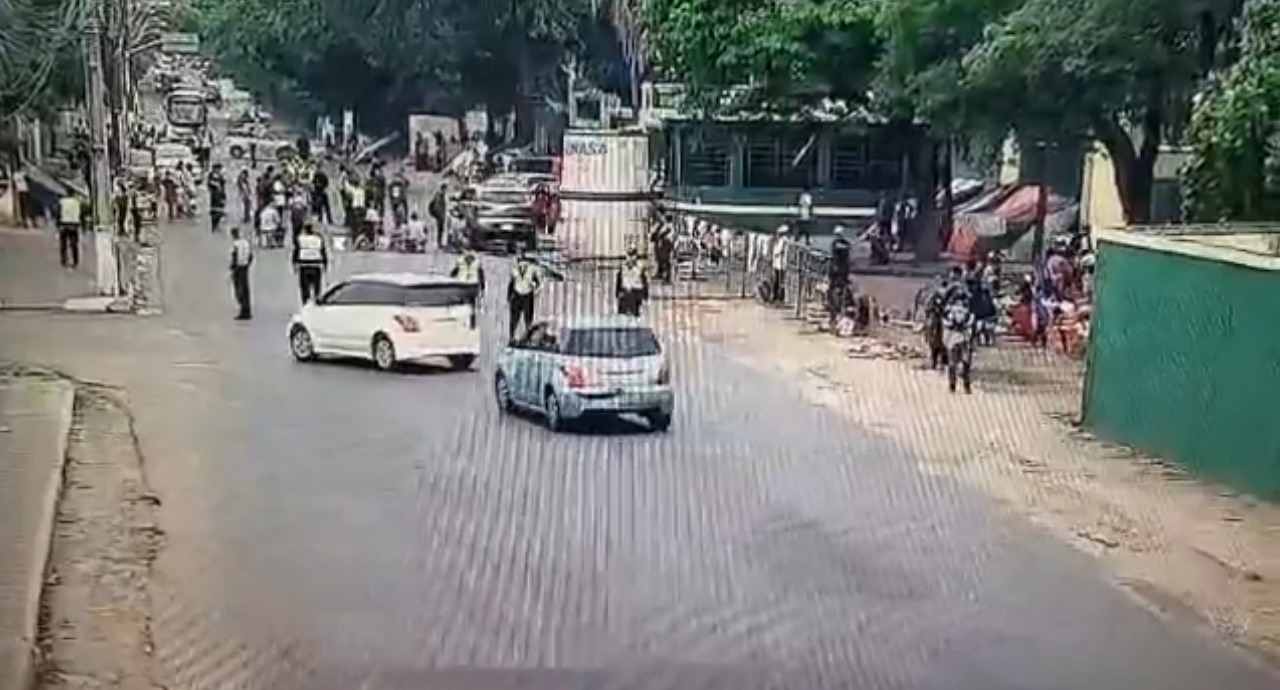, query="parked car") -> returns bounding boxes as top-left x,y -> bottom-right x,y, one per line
458,179 -> 538,252
287,273 -> 481,372
223,123 -> 293,161
493,315 -> 674,432
153,142 -> 200,177
504,155 -> 560,179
